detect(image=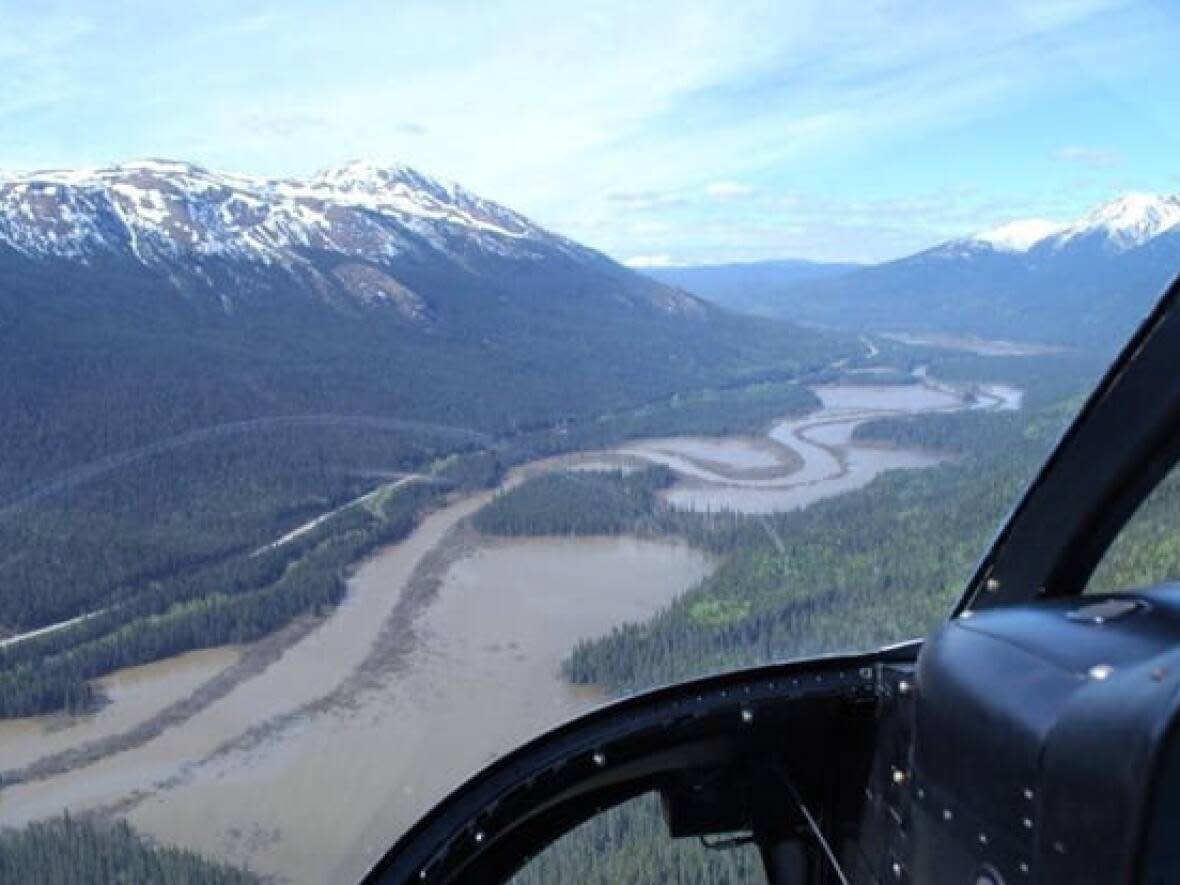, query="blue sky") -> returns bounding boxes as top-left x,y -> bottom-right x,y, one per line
1,0 -> 1178,264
